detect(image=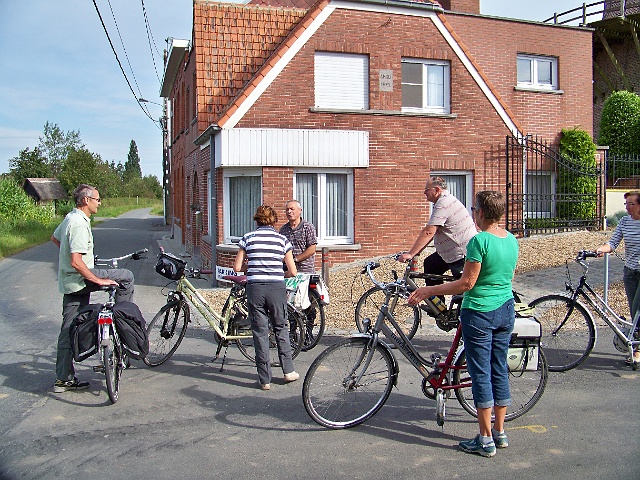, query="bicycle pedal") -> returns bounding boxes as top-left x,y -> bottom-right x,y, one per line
93,365 -> 105,373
